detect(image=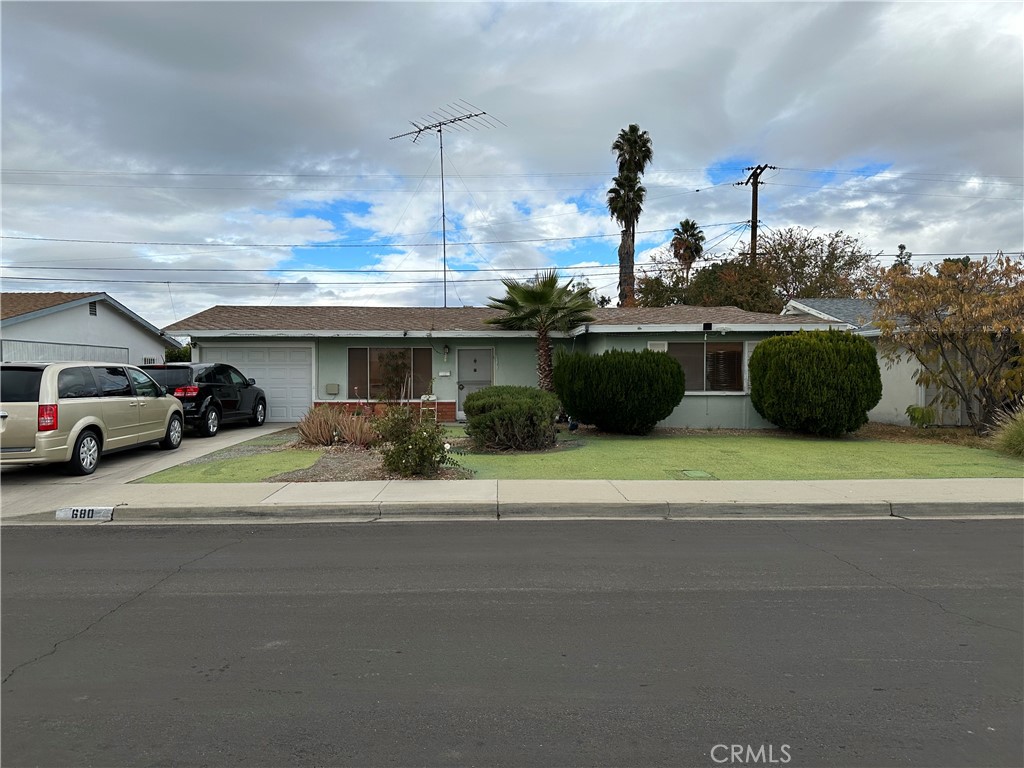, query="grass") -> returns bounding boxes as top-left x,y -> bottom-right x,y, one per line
137,424 -> 1022,483
137,448 -> 321,484
455,430 -> 1022,480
